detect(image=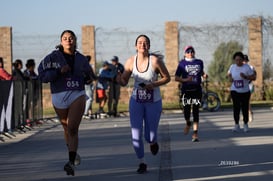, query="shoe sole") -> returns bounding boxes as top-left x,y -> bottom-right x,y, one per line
64,164 -> 75,176
150,143 -> 159,155
137,170 -> 147,174
192,138 -> 199,142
